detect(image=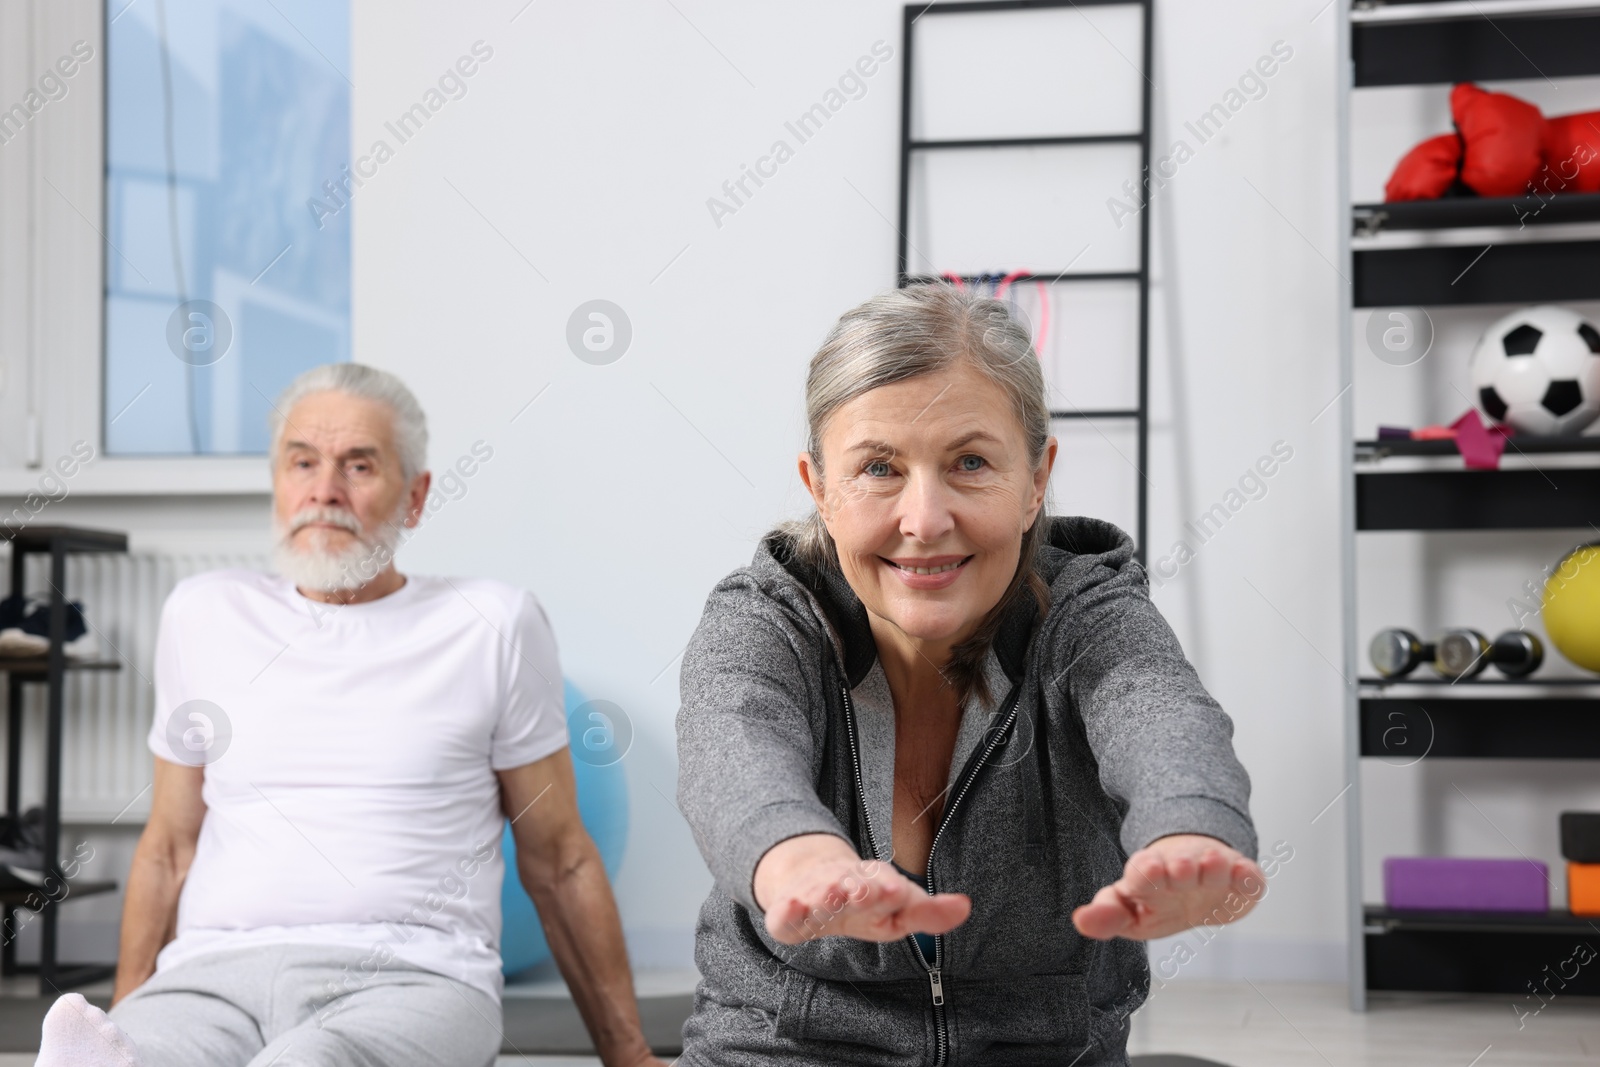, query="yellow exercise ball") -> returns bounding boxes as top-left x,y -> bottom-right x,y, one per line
1543,543 -> 1600,673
